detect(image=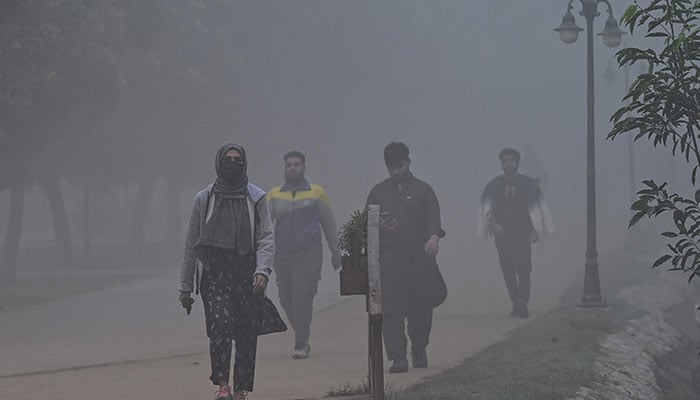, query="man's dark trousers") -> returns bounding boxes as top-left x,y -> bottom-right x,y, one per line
380,250 -> 434,362
383,307 -> 433,362
495,236 -> 532,306
274,247 -> 323,349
